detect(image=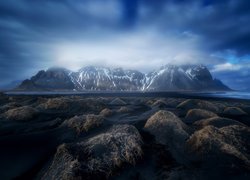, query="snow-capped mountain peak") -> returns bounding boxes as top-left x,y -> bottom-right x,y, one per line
17,65 -> 230,91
